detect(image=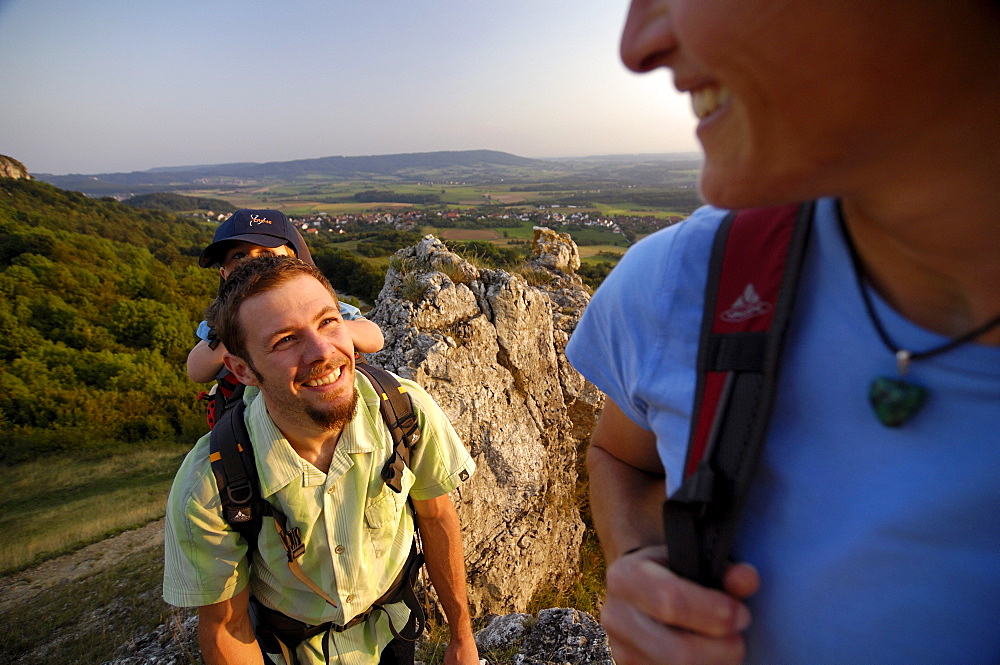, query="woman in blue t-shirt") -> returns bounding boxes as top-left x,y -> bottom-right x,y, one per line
568,3 -> 1000,664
